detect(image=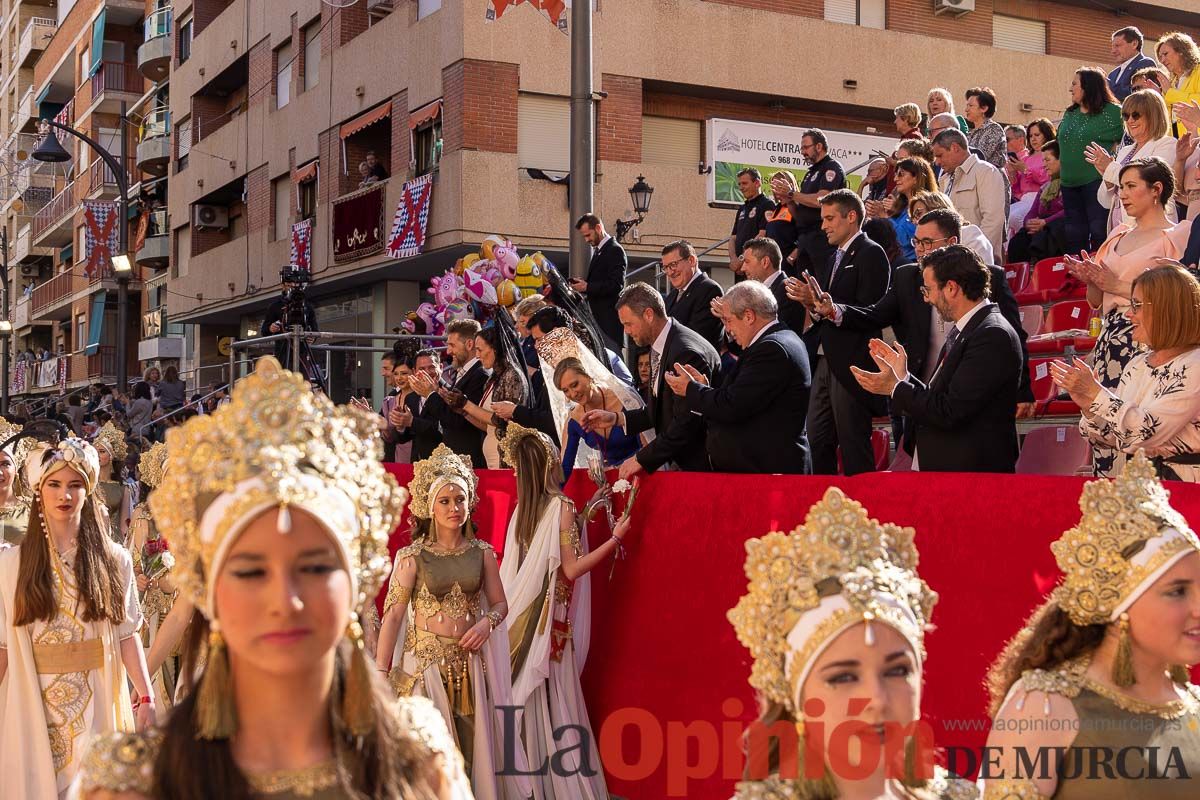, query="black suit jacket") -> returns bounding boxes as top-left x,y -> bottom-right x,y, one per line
837,263 -> 1033,403
396,392 -> 444,462
587,238 -> 628,348
624,321 -> 721,472
511,368 -> 561,447
685,322 -> 811,474
803,233 -> 891,413
890,304 -> 1022,473
666,272 -> 724,349
766,272 -> 809,335
423,361 -> 488,467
